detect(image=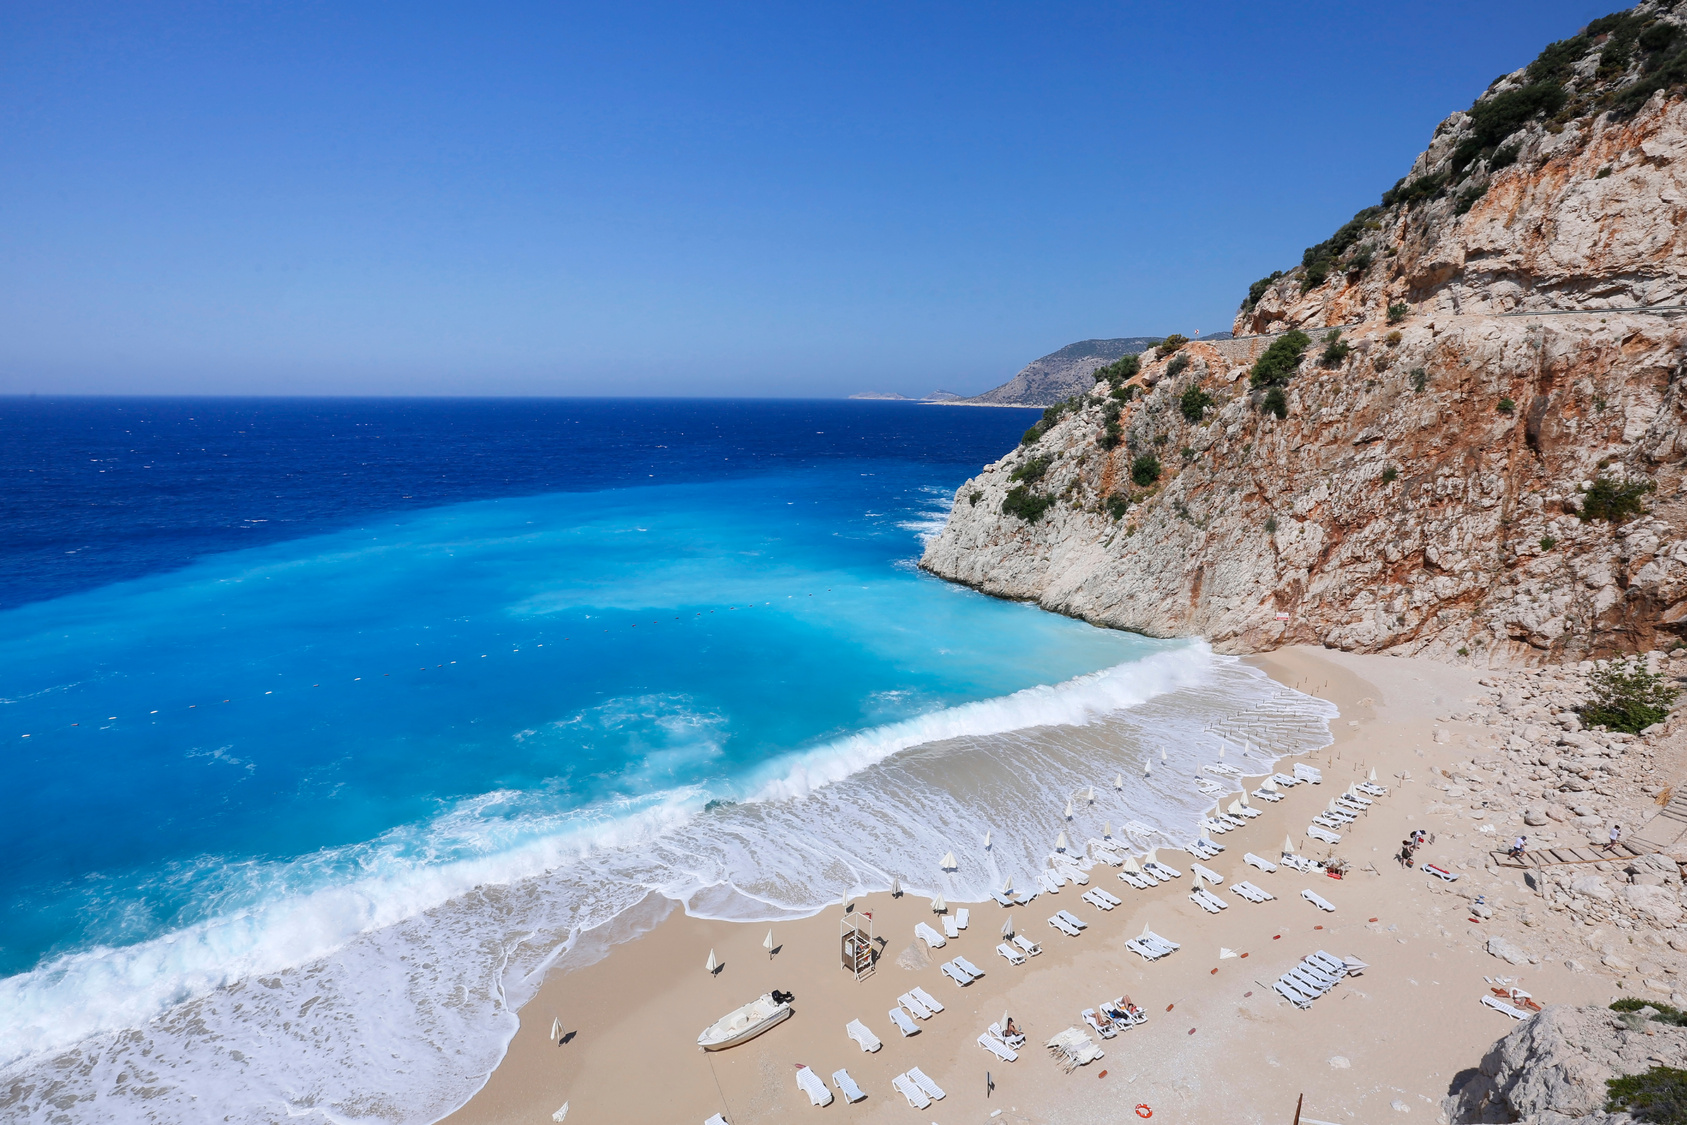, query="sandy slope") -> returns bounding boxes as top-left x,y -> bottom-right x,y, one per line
442,647 -> 1620,1125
